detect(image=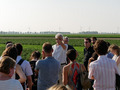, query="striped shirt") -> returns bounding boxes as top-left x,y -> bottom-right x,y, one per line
88,55 -> 120,90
